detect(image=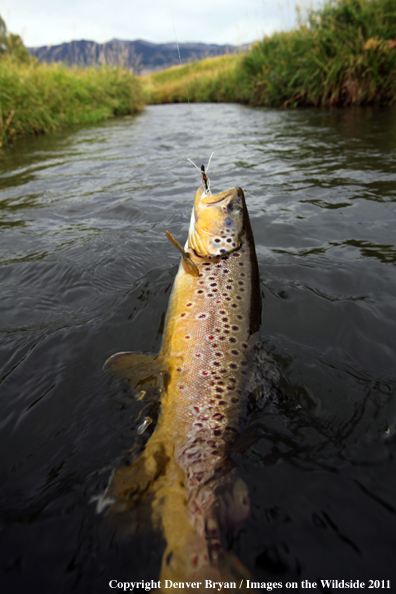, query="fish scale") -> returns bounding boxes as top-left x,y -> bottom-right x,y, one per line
104,184 -> 261,588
